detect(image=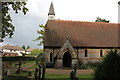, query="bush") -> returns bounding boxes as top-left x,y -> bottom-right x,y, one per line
86,61 -> 101,68
79,64 -> 87,69
78,61 -> 101,69
94,49 -> 120,80
46,62 -> 54,68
